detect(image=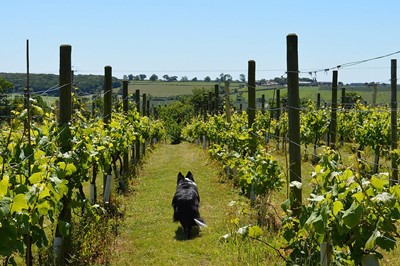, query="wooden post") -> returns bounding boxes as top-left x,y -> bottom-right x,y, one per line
214,84 -> 220,114
24,39 -> 33,266
135,89 -> 140,114
330,71 -> 338,149
104,66 -> 112,125
317,93 -> 321,109
391,59 -> 398,185
142,94 -> 147,116
147,99 -> 150,117
276,89 -> 281,150
341,87 -> 346,108
55,44 -> 73,264
208,91 -> 213,114
203,94 -> 208,122
142,93 -> 147,156
287,34 -> 302,219
261,94 -> 266,114
224,81 -> 232,123
372,83 -> 378,107
135,90 -> 140,164
248,60 -> 257,155
103,66 -> 113,204
122,80 -> 129,176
